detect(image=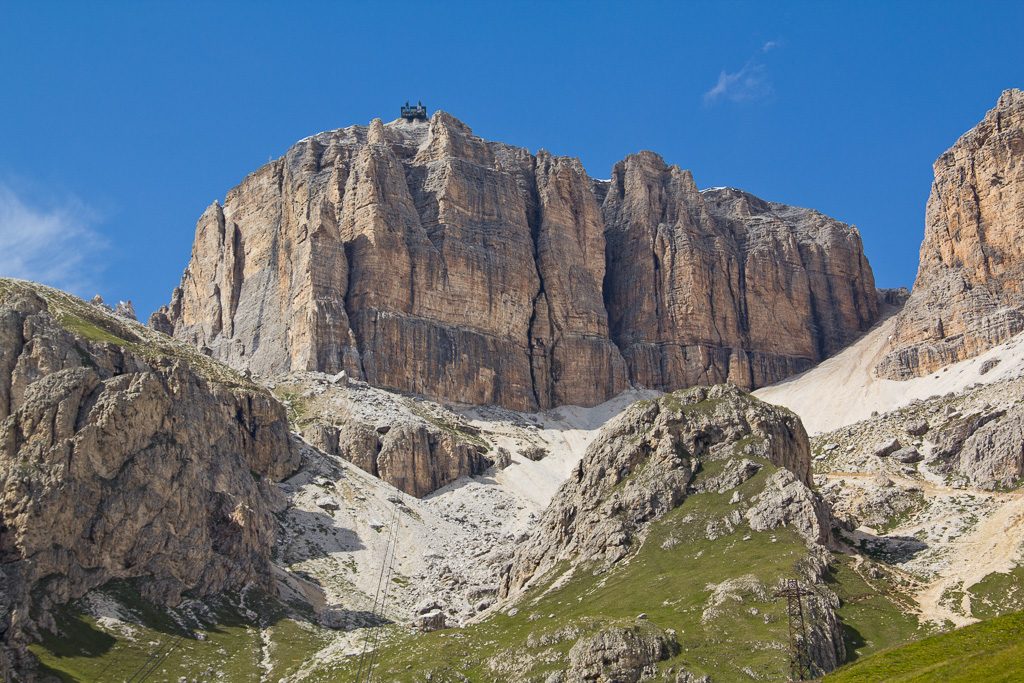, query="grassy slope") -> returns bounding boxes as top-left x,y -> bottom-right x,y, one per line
32,462 -> 810,682
825,558 -> 924,663
29,583 -> 331,682
968,566 -> 1024,620
306,458 -> 914,683
313,465 -> 805,682
825,611 -> 1024,683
